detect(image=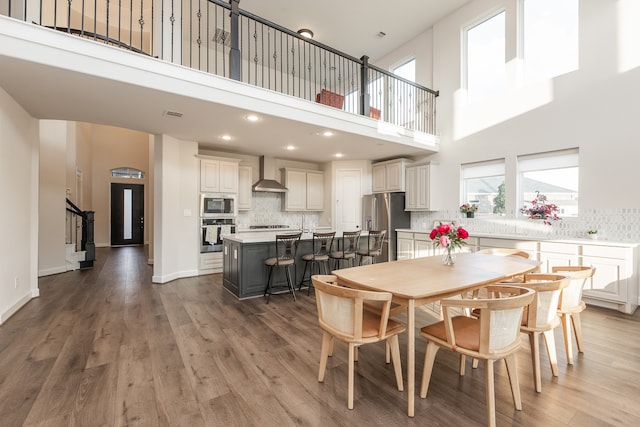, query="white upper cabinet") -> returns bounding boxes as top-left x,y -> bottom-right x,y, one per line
372,158 -> 411,193
200,157 -> 240,193
237,165 -> 252,210
282,168 -> 324,211
405,162 -> 439,211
